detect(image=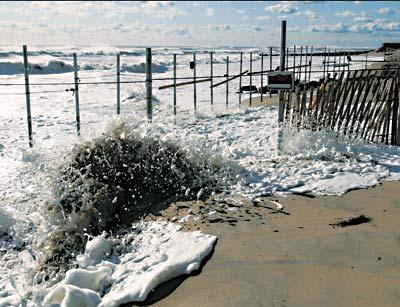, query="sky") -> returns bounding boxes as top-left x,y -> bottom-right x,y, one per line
0,1 -> 399,48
